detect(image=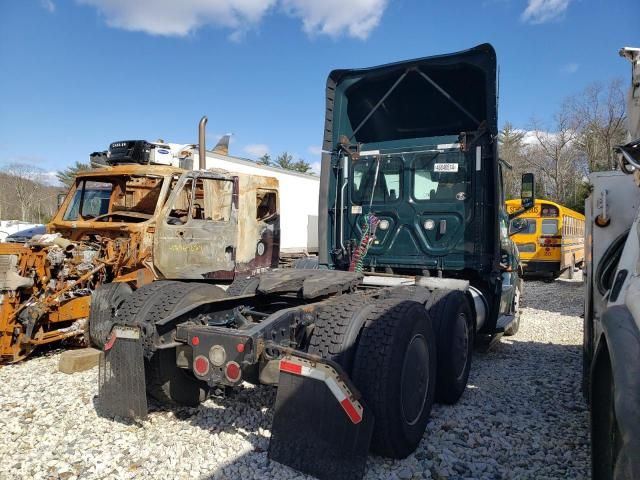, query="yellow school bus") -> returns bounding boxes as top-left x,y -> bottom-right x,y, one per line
505,199 -> 585,279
